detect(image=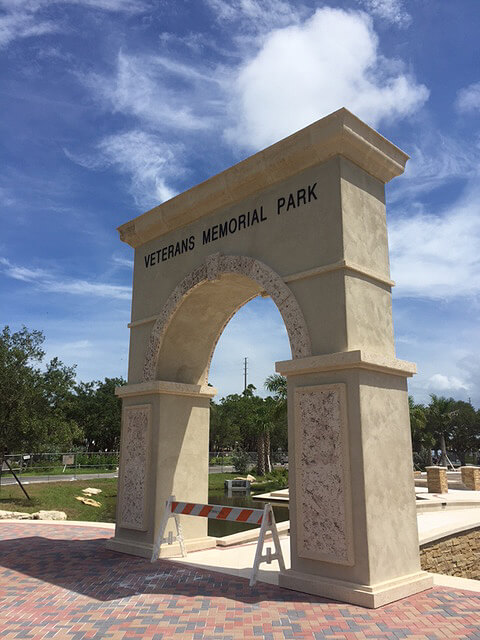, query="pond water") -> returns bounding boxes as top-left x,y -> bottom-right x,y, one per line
207,489 -> 289,537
